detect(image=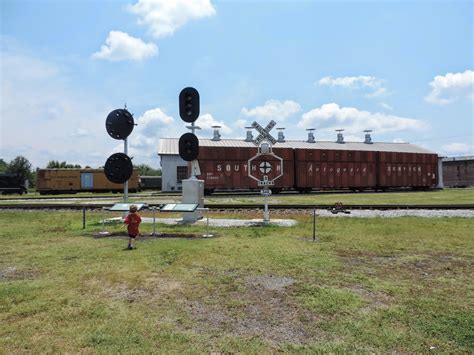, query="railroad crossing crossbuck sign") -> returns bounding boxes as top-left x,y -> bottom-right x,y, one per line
248,120 -> 284,187
252,120 -> 277,146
